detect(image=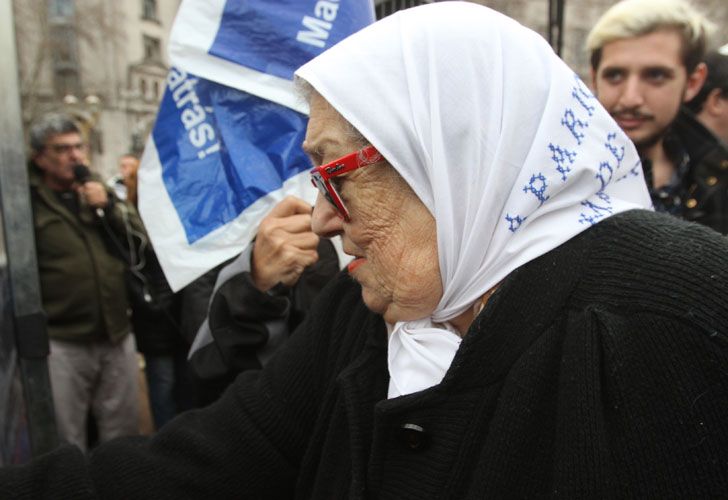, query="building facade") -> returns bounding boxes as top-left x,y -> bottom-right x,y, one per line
13,0 -> 181,179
